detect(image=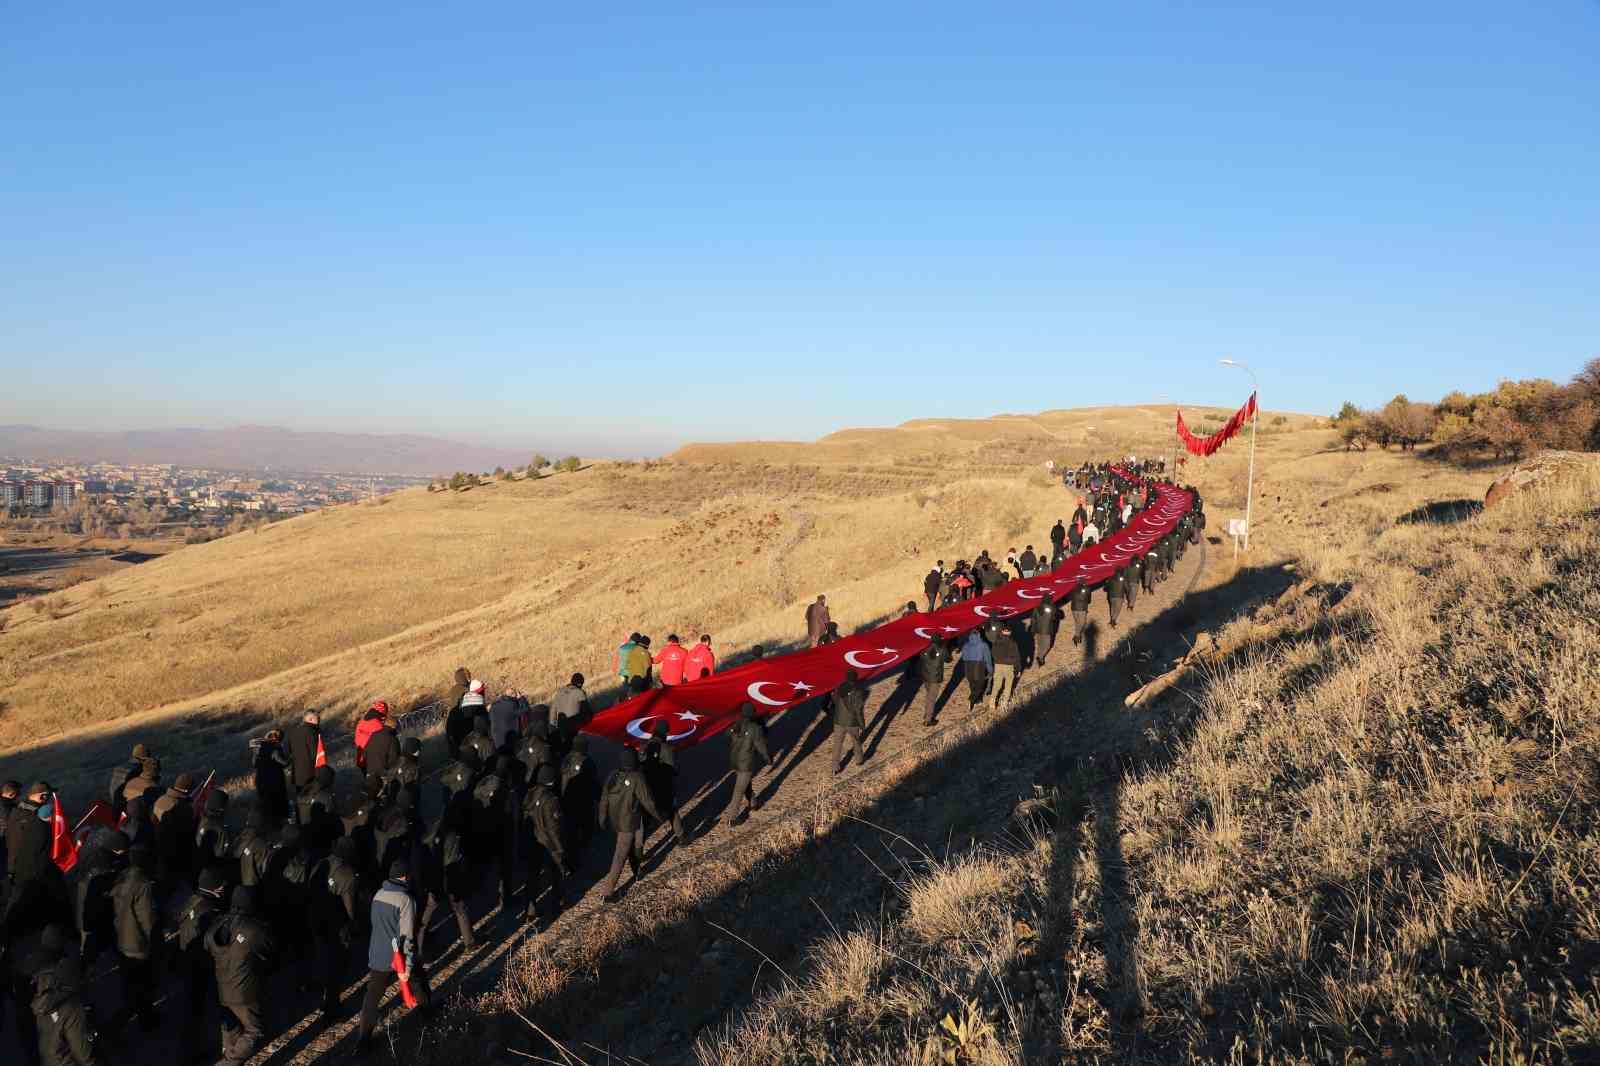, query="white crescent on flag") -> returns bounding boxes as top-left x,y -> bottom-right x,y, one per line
843,647 -> 899,670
